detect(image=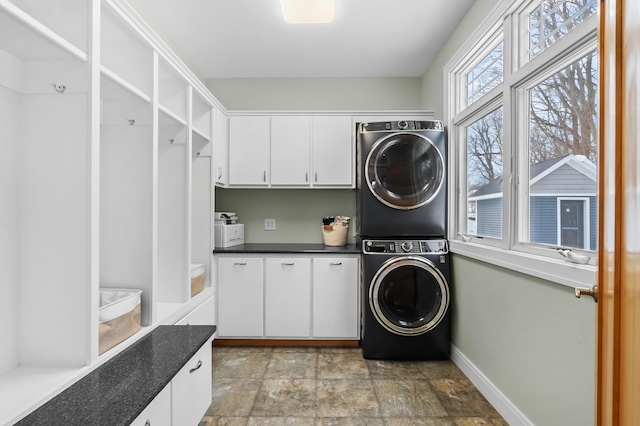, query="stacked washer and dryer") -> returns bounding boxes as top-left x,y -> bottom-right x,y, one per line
356,120 -> 451,360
